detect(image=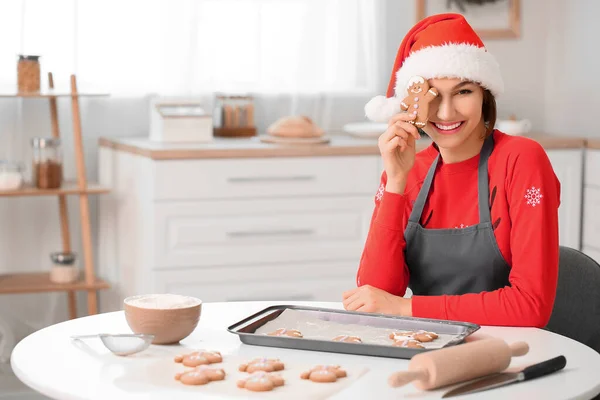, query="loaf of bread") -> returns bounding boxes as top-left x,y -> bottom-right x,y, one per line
266,116 -> 324,138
